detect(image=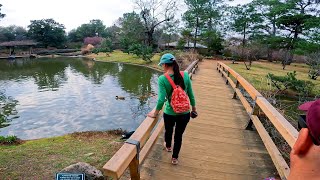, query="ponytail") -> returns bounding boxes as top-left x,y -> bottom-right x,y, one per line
169,61 -> 185,90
